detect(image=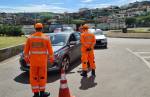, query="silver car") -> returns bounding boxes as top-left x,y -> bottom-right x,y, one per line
89,29 -> 107,48
19,32 -> 81,72
62,27 -> 74,32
